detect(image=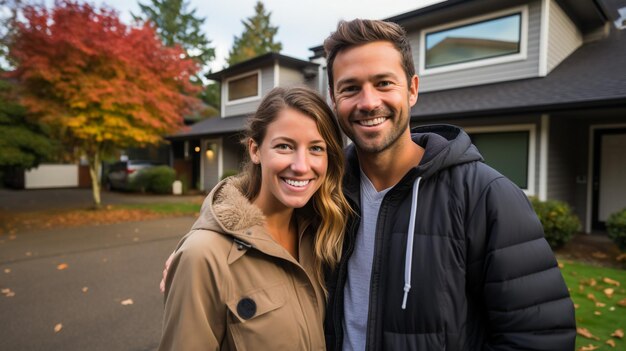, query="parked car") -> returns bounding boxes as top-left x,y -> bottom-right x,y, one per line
104,160 -> 161,191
